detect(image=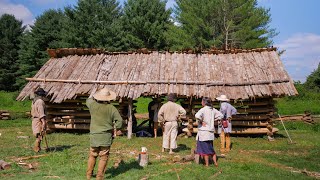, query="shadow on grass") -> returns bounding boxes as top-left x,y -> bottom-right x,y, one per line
176,144 -> 191,152
46,145 -> 75,152
106,161 -> 143,178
